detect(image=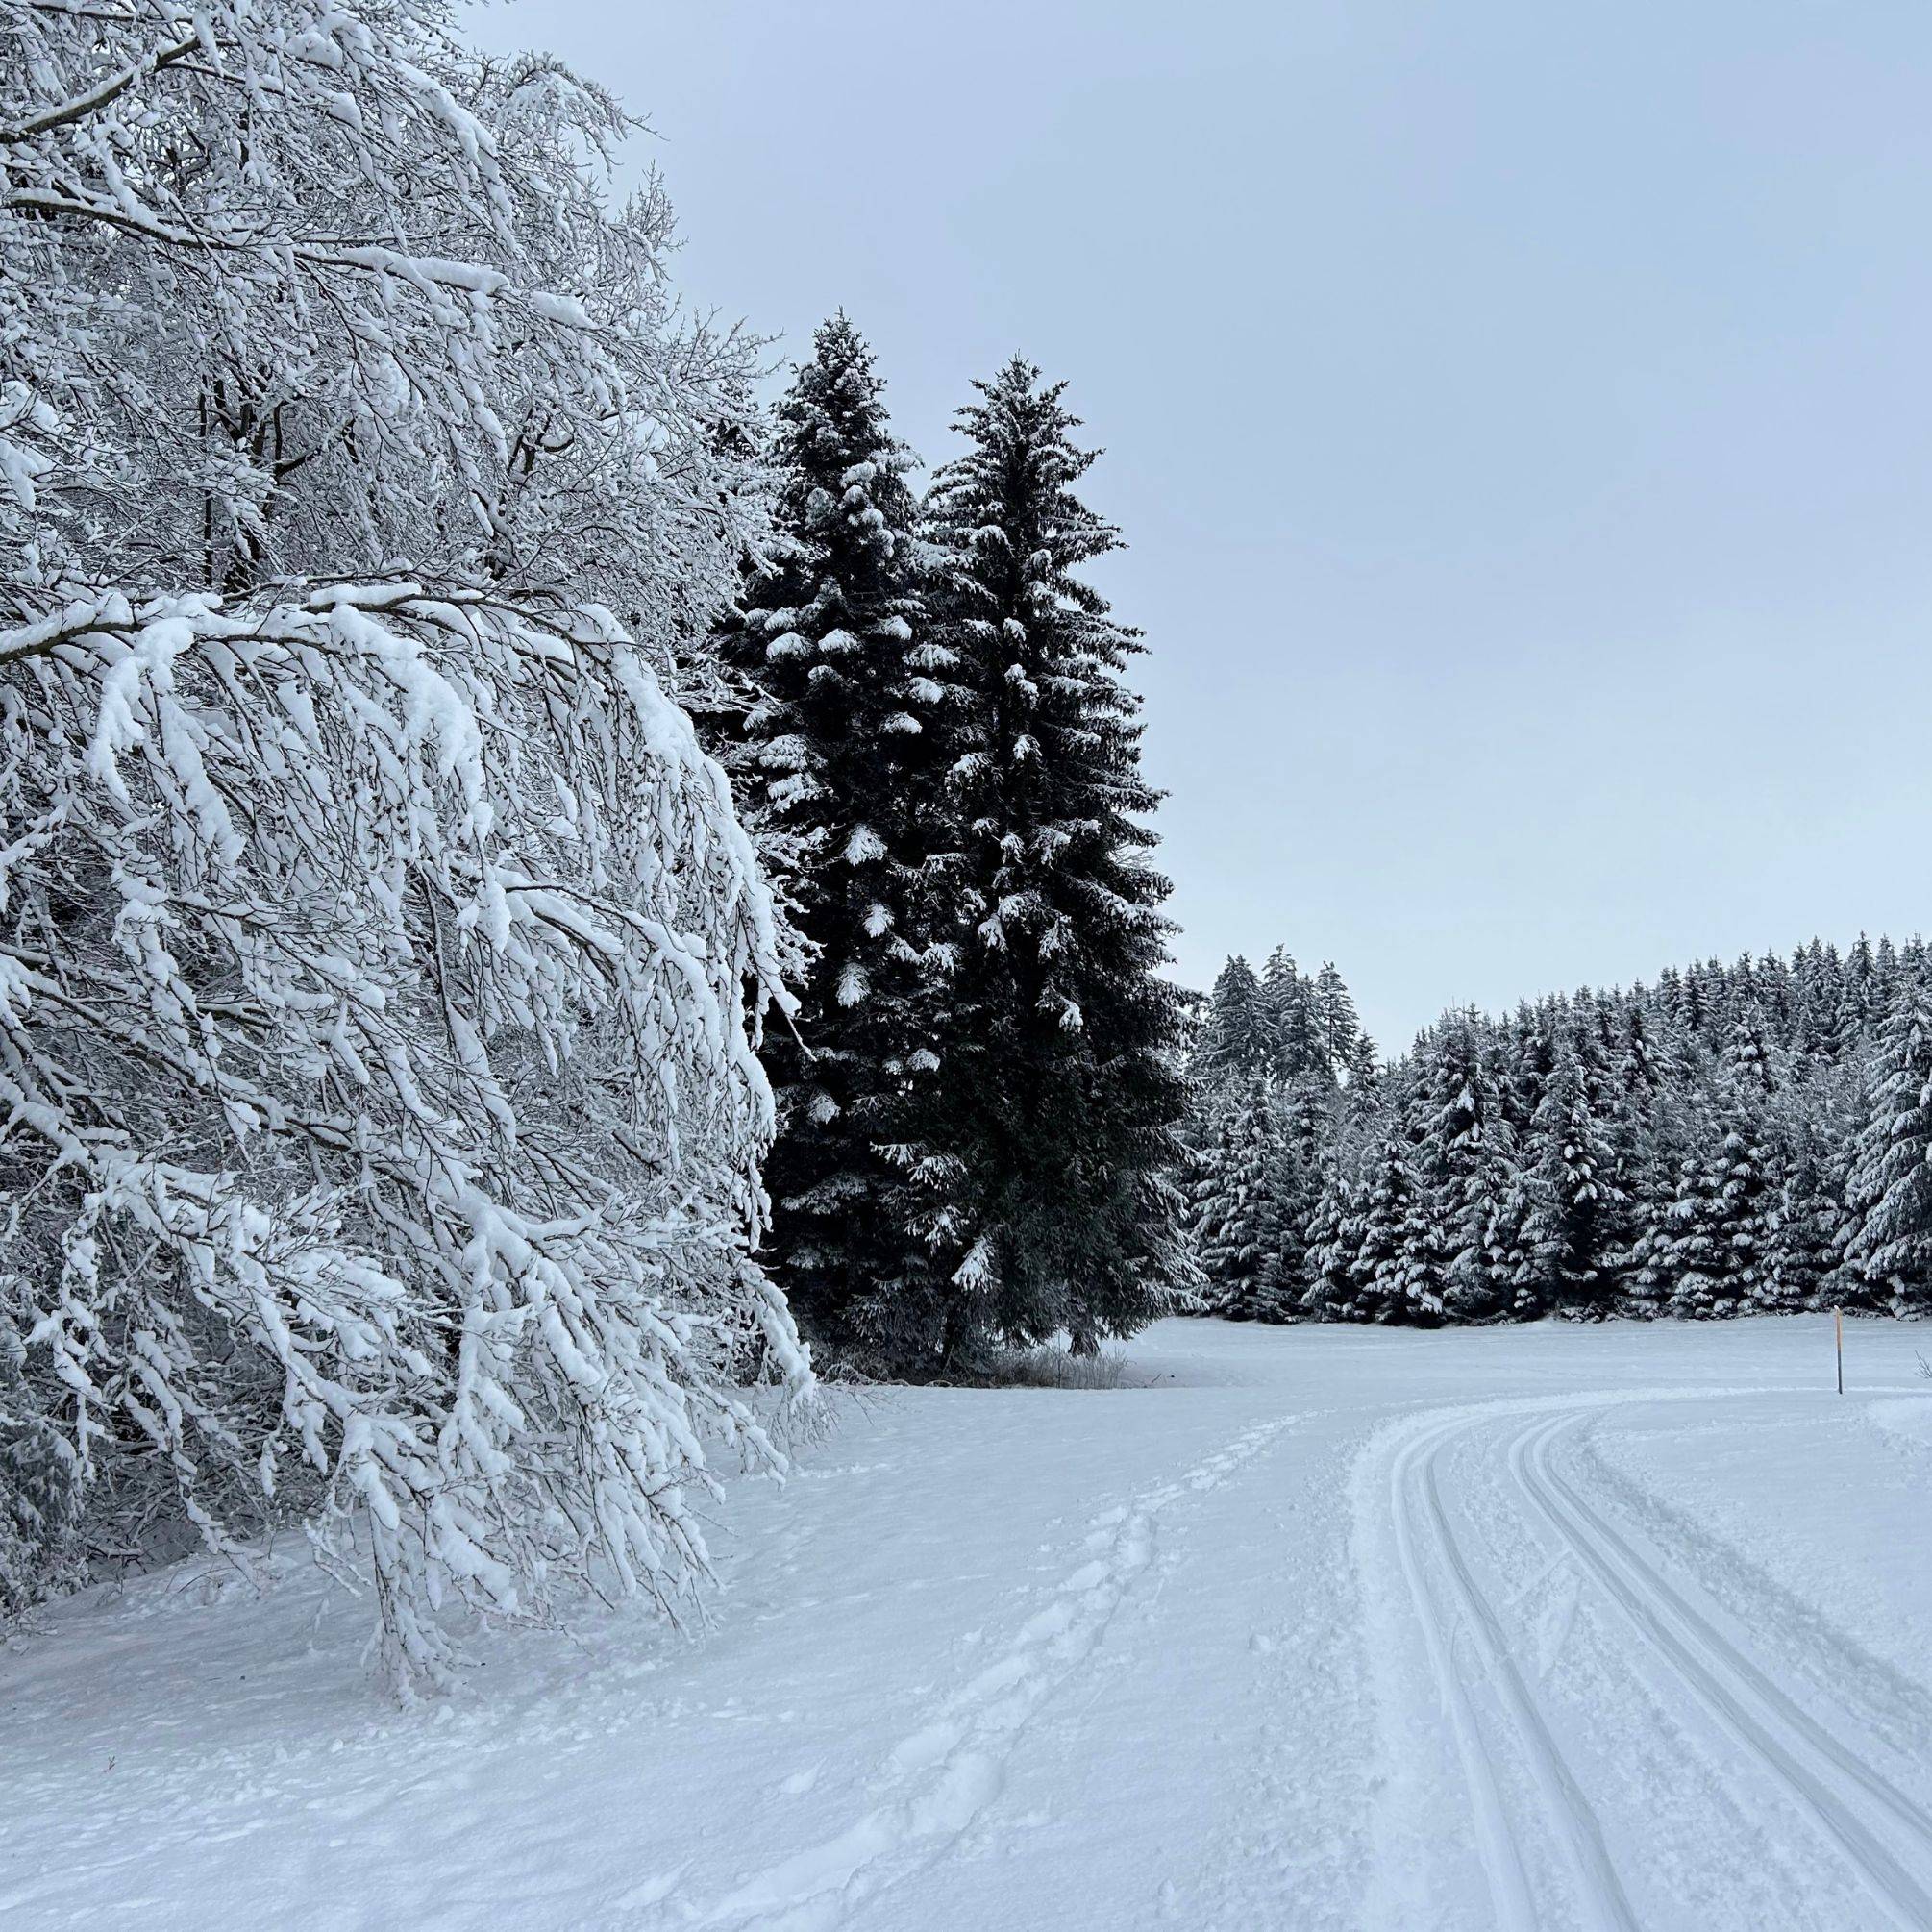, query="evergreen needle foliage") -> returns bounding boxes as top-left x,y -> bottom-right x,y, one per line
1185,935 -> 1932,1325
